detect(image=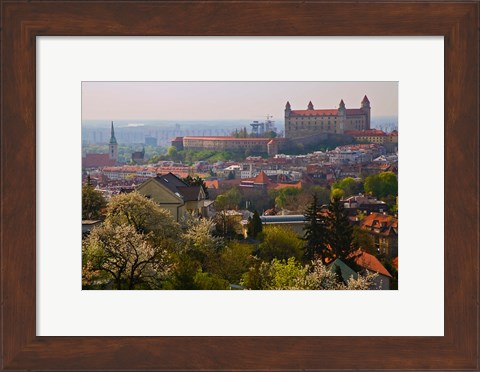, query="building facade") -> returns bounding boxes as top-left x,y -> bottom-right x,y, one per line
285,96 -> 371,138
177,136 -> 287,156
